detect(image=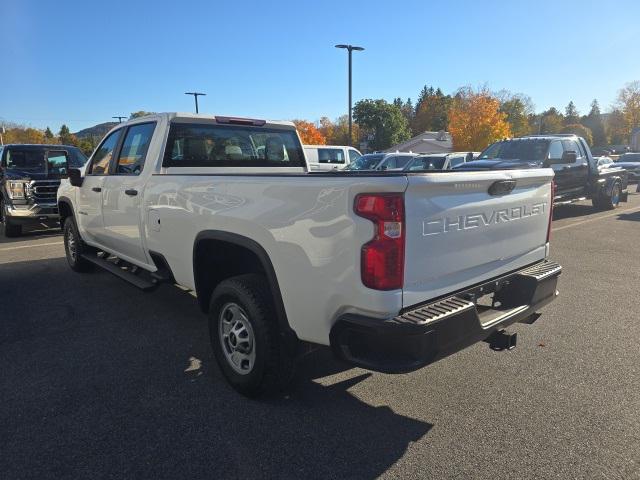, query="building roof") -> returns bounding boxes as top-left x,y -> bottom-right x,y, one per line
385,131 -> 452,154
